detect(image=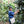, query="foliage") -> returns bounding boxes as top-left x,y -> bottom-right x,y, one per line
0,0 -> 24,24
